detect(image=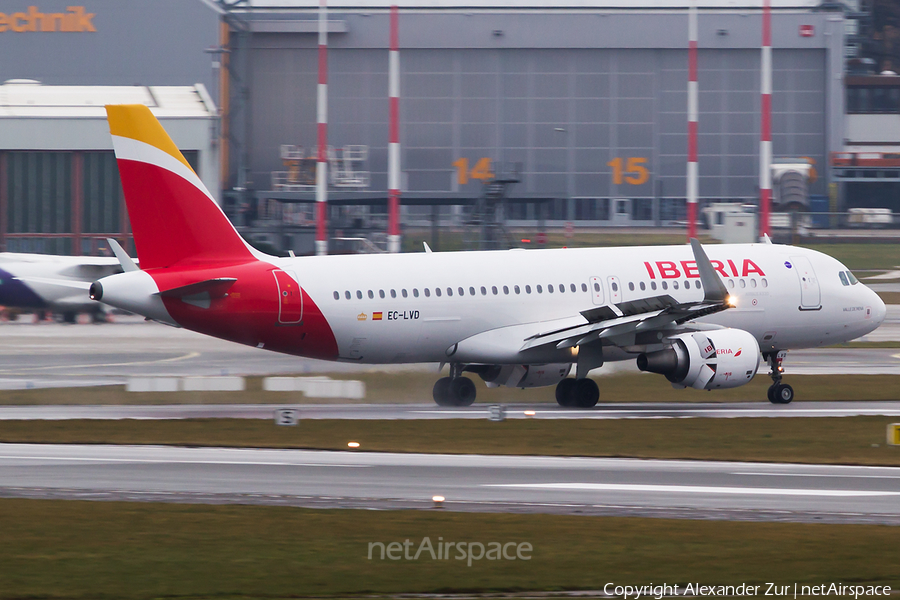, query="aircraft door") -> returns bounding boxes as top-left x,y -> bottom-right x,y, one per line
607,276 -> 622,304
589,277 -> 605,305
274,269 -> 303,324
790,256 -> 821,309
